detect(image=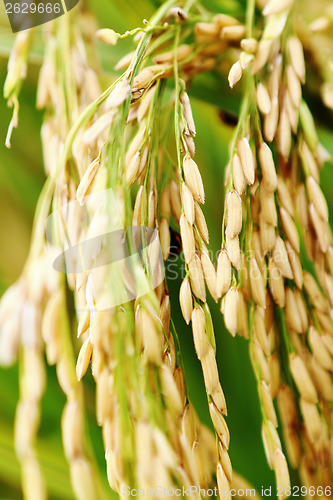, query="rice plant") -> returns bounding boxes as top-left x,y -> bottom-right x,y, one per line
0,0 -> 333,498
